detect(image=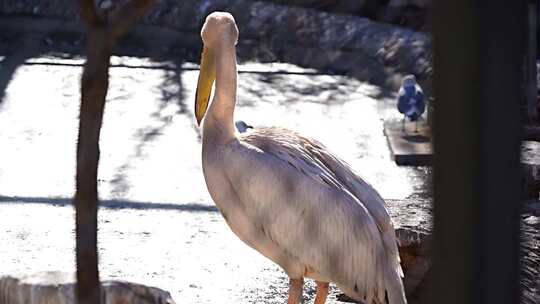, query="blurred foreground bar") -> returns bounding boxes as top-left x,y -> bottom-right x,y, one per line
432,1 -> 526,304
